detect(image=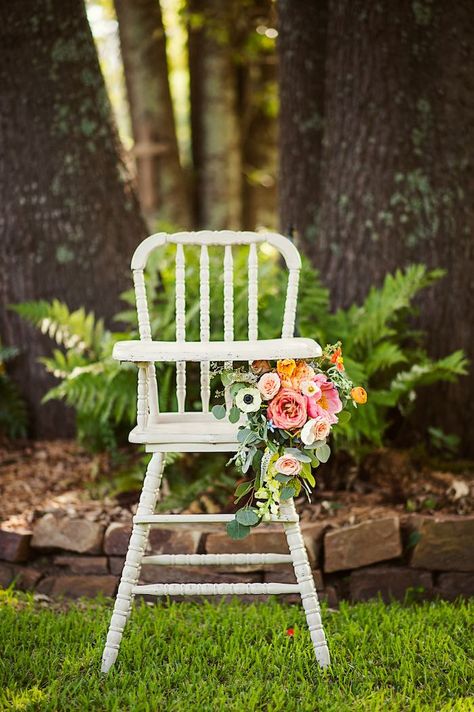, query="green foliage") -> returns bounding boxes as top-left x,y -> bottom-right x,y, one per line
0,343 -> 27,438
14,250 -> 468,471
1,592 -> 473,711
298,262 -> 468,453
